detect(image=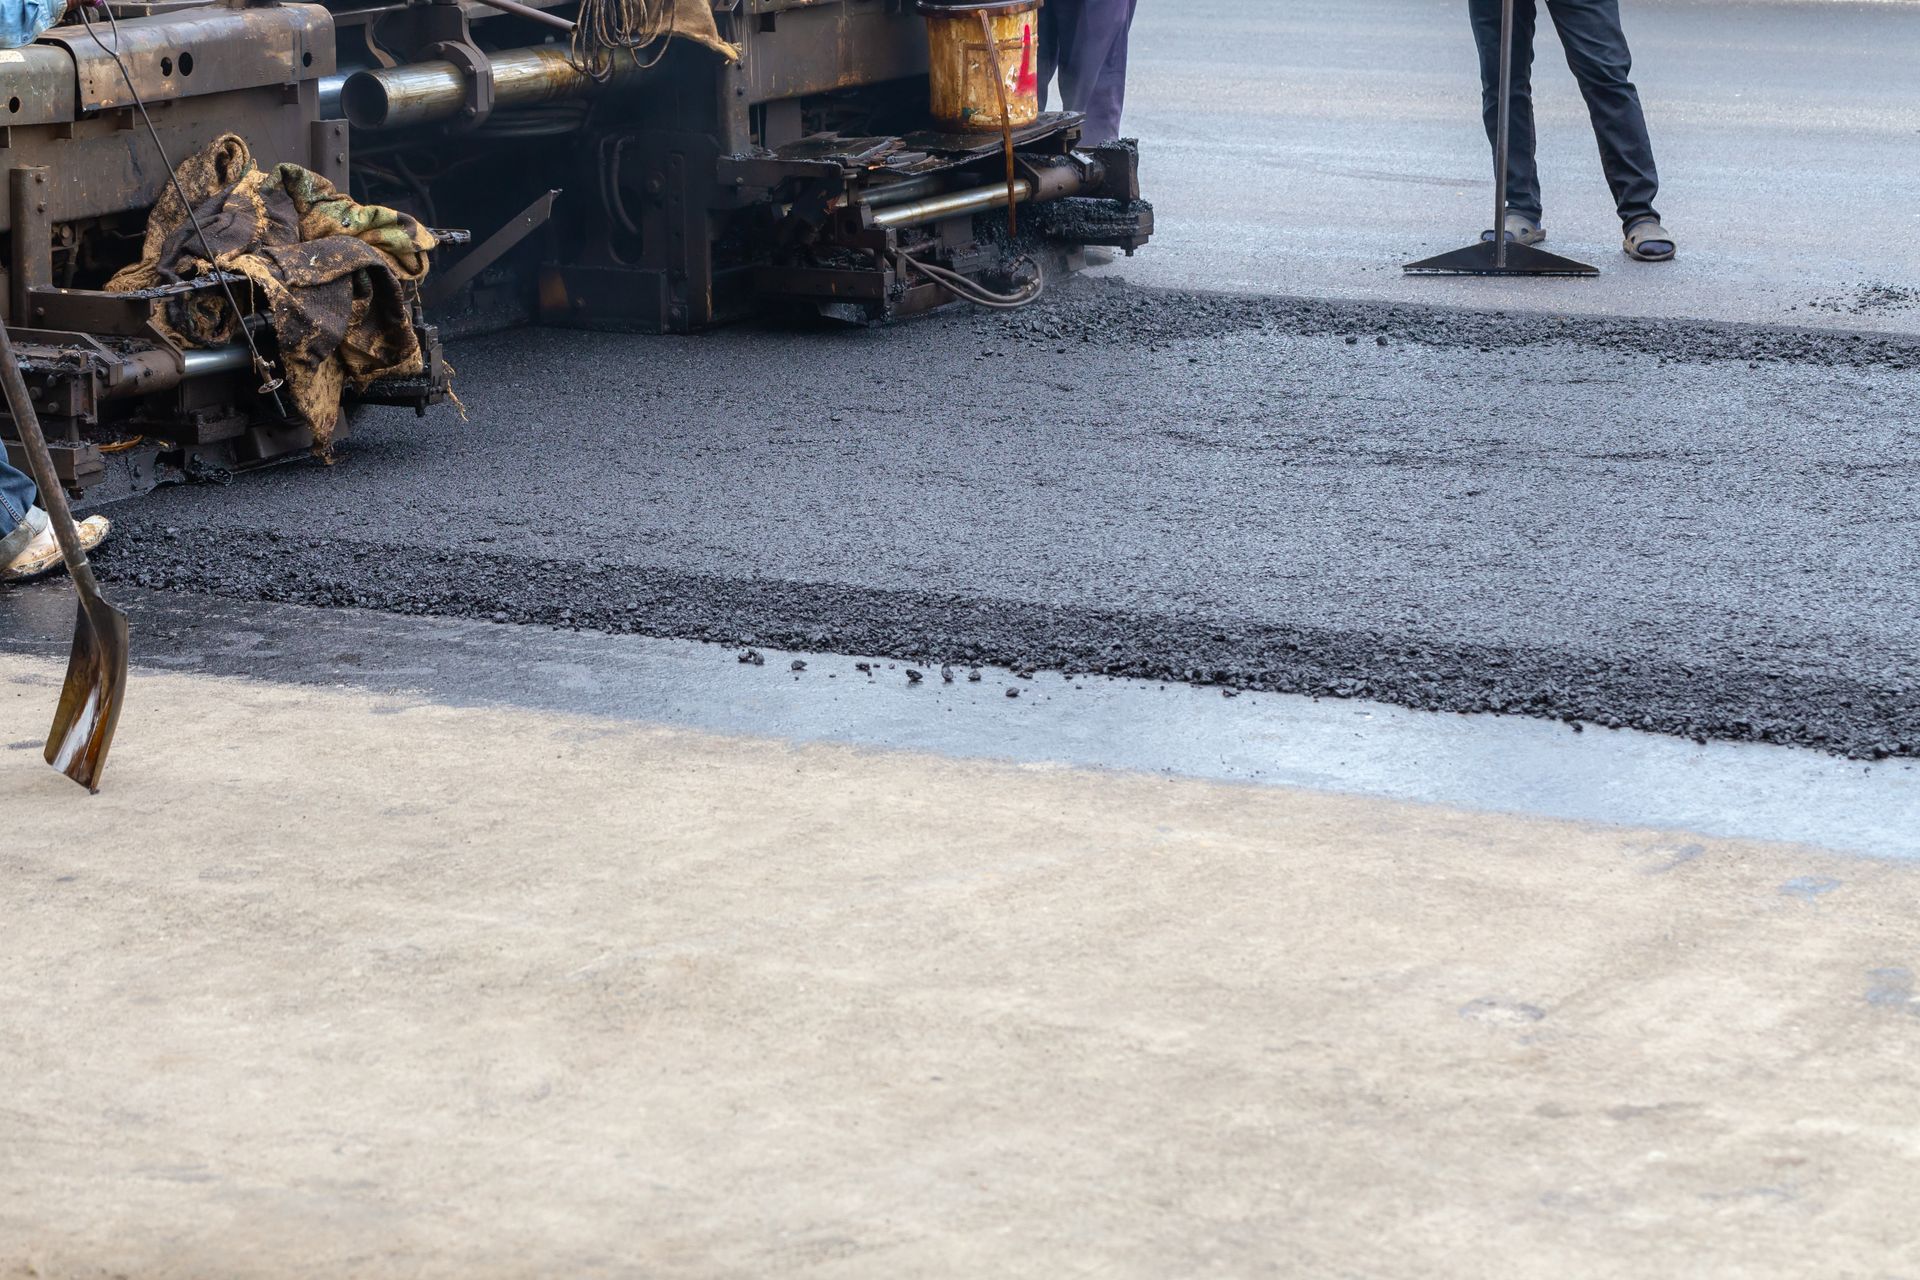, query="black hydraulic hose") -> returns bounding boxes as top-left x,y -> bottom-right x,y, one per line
896,250 -> 1044,310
